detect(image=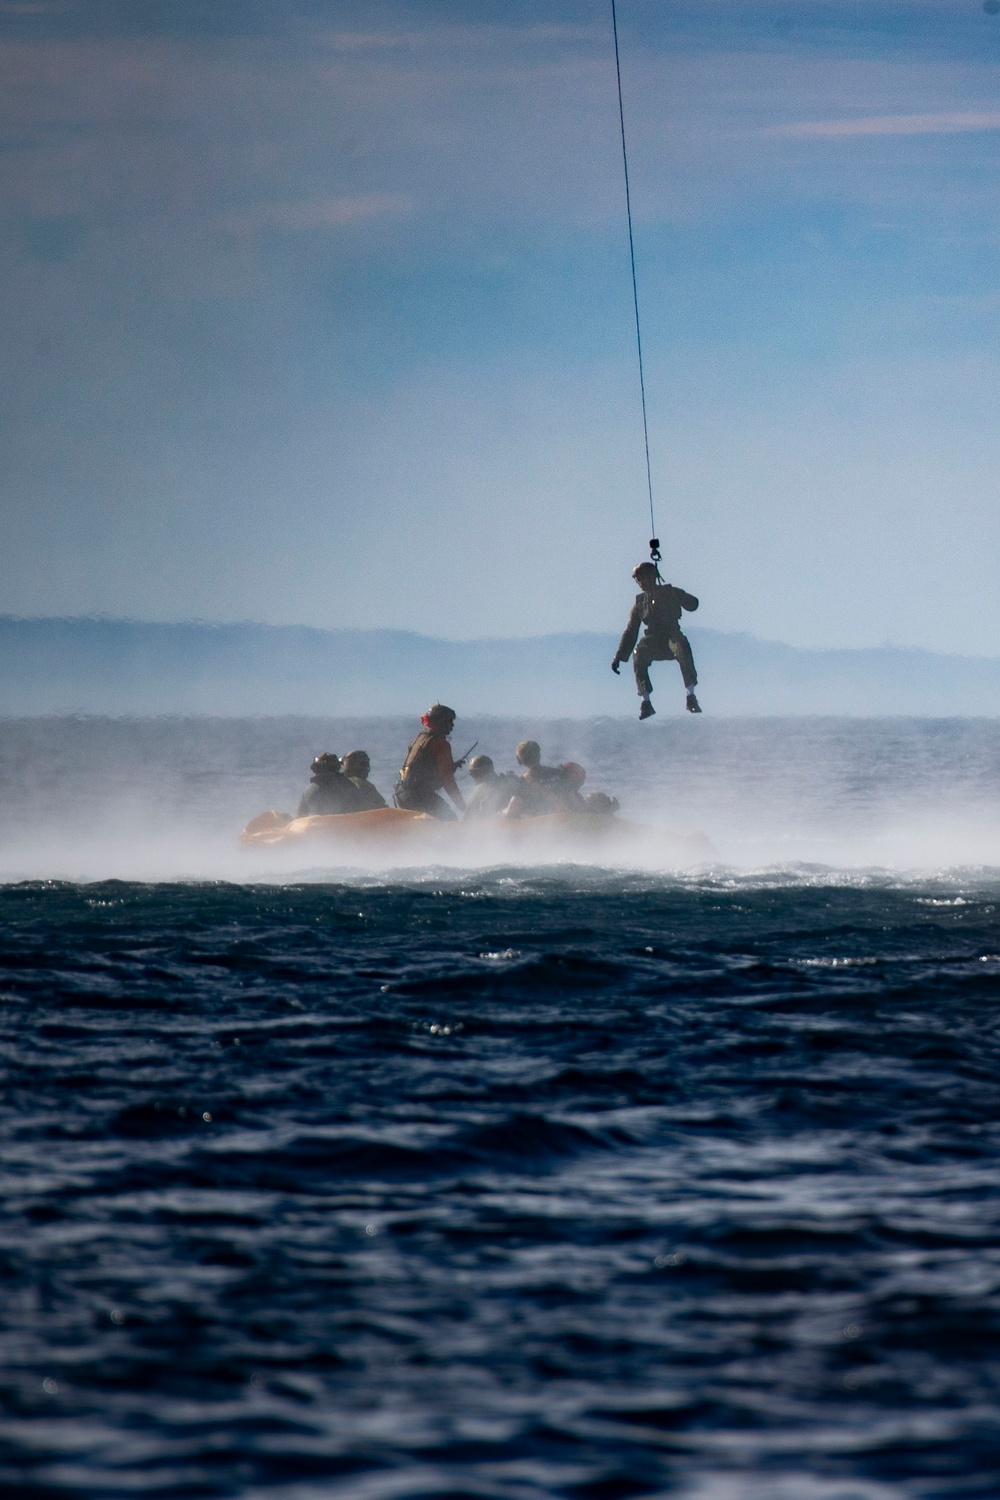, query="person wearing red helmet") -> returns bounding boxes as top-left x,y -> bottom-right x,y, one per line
612,561 -> 701,719
394,704 -> 466,819
557,761 -> 589,811
509,742 -> 589,815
